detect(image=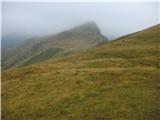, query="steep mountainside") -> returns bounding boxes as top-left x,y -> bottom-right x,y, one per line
2,22 -> 106,70
2,24 -> 160,120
